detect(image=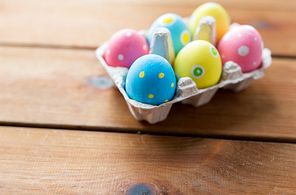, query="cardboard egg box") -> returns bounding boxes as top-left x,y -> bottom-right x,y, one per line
95,19 -> 272,124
